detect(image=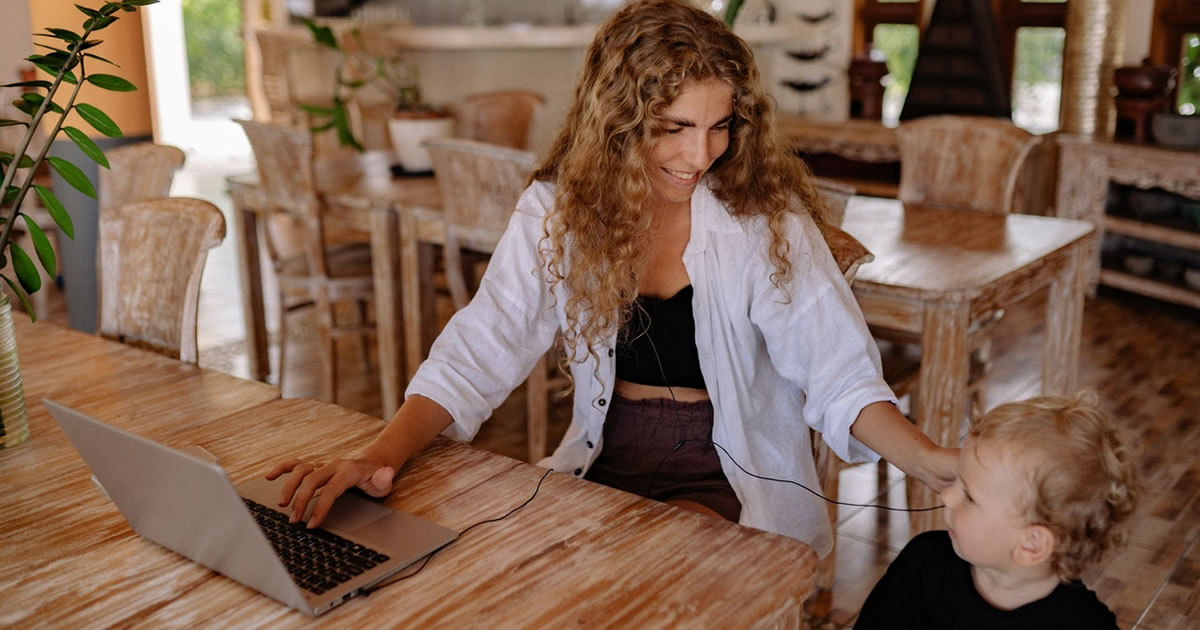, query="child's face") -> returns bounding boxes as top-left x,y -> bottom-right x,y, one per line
940,437 -> 1033,569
